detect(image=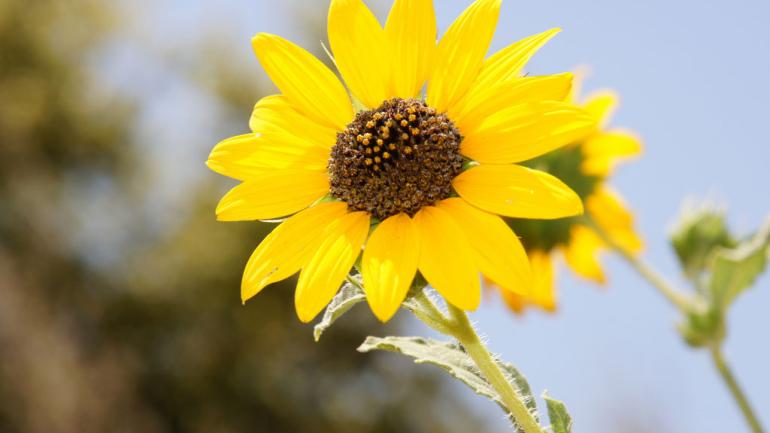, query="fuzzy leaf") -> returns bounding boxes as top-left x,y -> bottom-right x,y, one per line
313,278 -> 366,341
357,335 -> 538,422
709,220 -> 770,310
543,392 -> 572,433
358,336 -> 501,405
